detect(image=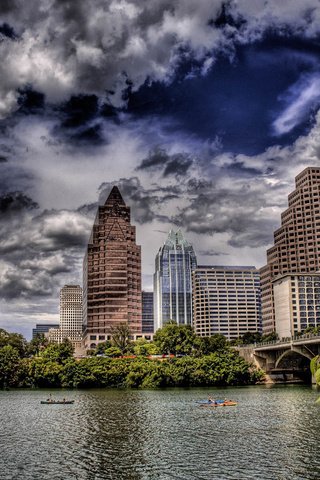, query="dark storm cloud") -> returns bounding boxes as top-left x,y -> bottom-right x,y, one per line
98,177 -> 162,224
0,191 -> 38,216
137,147 -> 193,178
1,0 -> 320,119
0,195 -> 92,299
0,23 -> 17,40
